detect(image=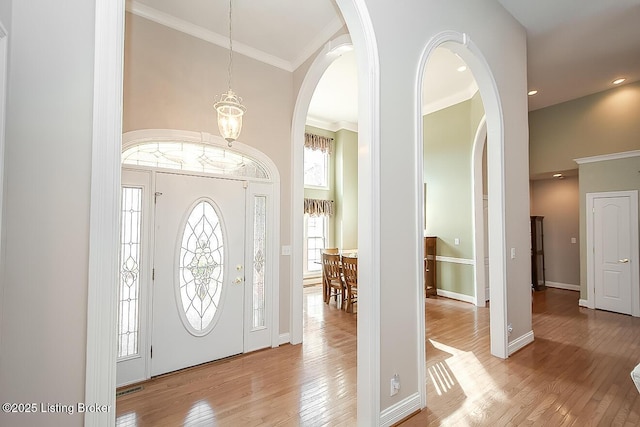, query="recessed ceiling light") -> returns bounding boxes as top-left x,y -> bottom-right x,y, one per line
457,65 -> 467,72
613,78 -> 626,85
528,90 -> 538,96
553,173 -> 562,178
